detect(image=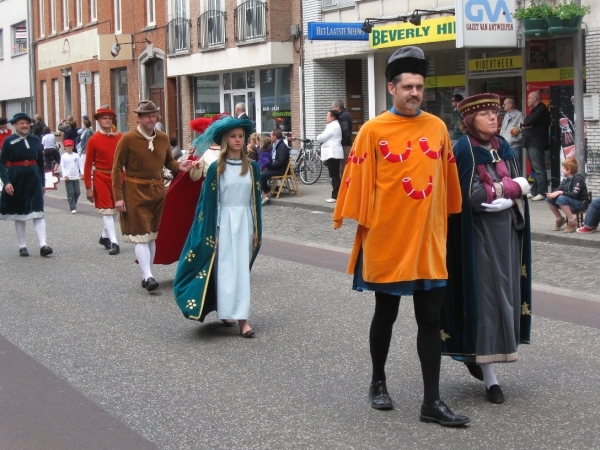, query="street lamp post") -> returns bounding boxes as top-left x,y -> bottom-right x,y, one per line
573,0 -> 585,175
